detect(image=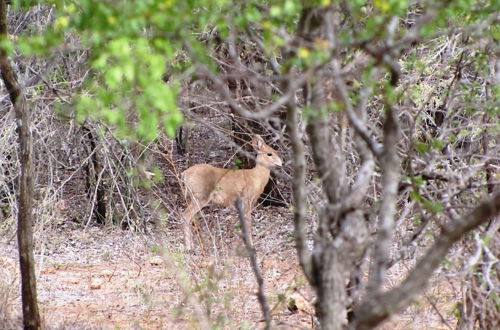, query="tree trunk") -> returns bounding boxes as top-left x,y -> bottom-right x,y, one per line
314,250 -> 348,330
0,1 -> 41,328
83,125 -> 107,225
